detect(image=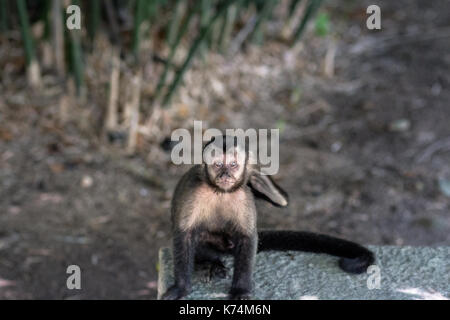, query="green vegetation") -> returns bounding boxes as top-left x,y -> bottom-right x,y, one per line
2,0 -> 325,103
